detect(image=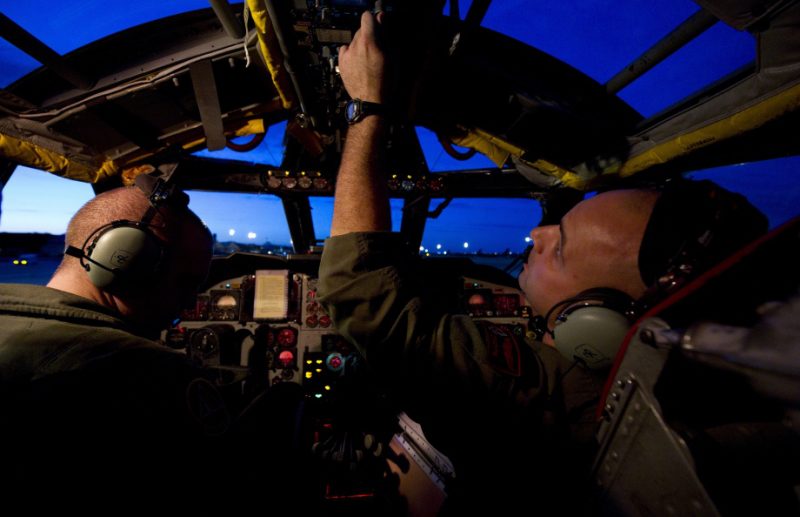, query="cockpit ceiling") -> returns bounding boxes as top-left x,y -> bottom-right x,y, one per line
0,0 -> 798,191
